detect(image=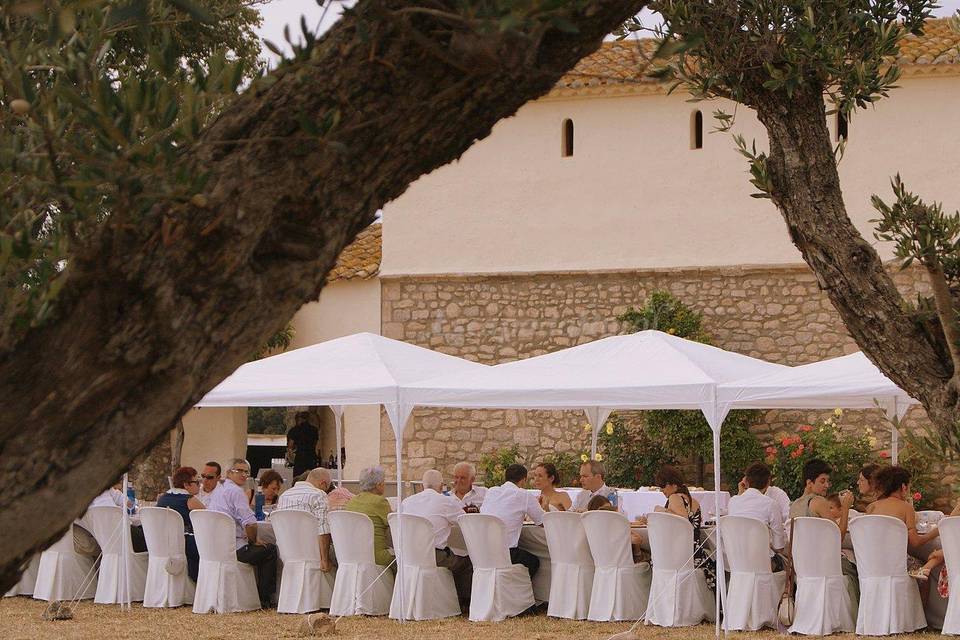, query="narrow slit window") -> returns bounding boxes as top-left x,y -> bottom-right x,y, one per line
691,110 -> 703,149
837,112 -> 849,141
561,118 -> 574,157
